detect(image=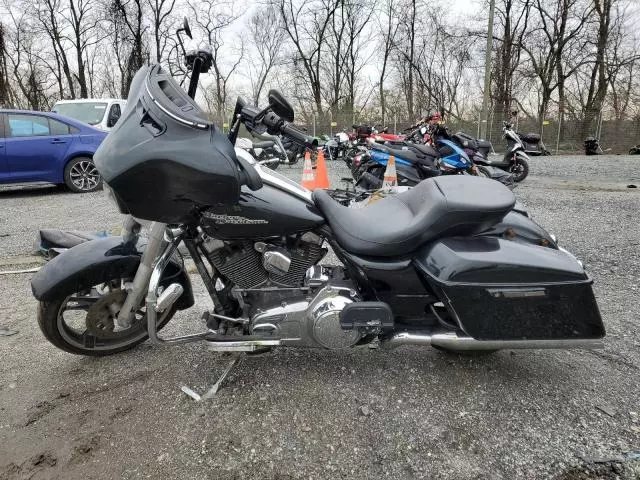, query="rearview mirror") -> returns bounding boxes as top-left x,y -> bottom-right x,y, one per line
183,18 -> 192,39
267,89 -> 294,122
